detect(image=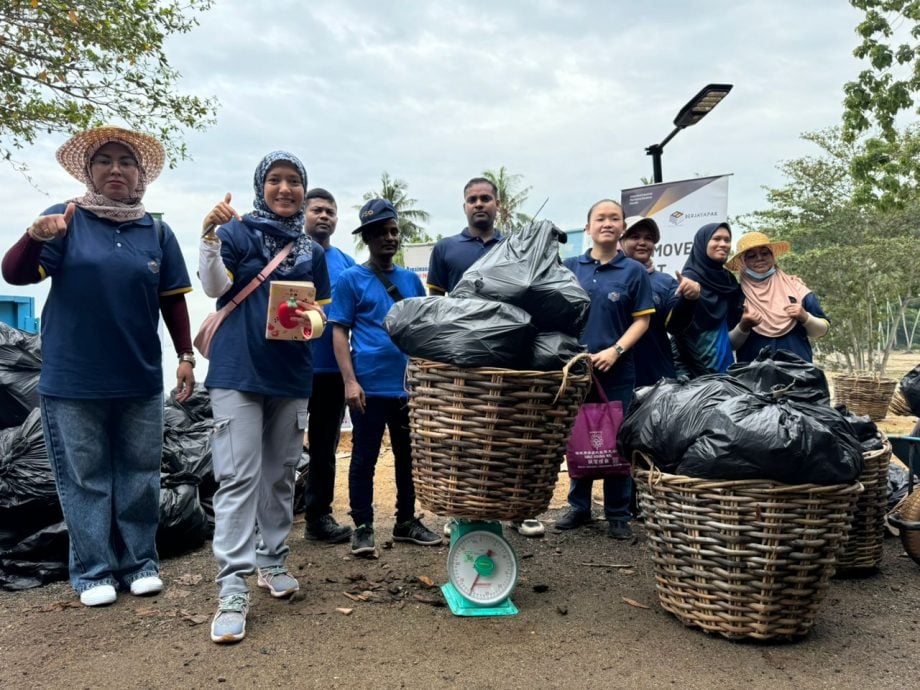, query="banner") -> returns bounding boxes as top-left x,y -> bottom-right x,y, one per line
621,174 -> 731,275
